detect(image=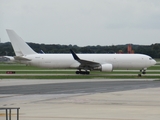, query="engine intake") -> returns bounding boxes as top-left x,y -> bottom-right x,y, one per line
100,63 -> 113,72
